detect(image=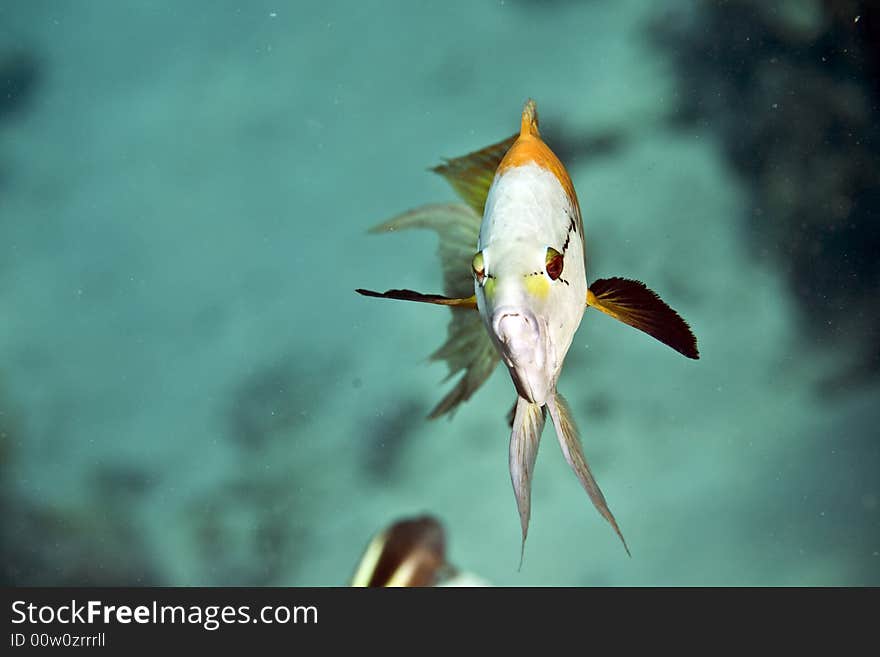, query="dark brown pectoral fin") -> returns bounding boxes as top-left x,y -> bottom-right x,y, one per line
587,277 -> 699,359
356,288 -> 477,309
